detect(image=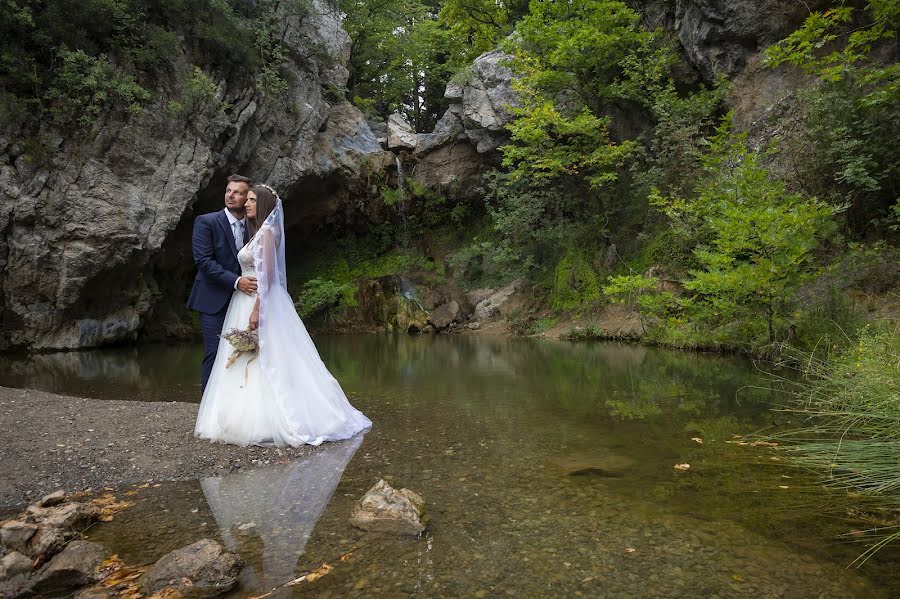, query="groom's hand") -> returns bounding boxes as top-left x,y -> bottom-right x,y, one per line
237,276 -> 258,294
